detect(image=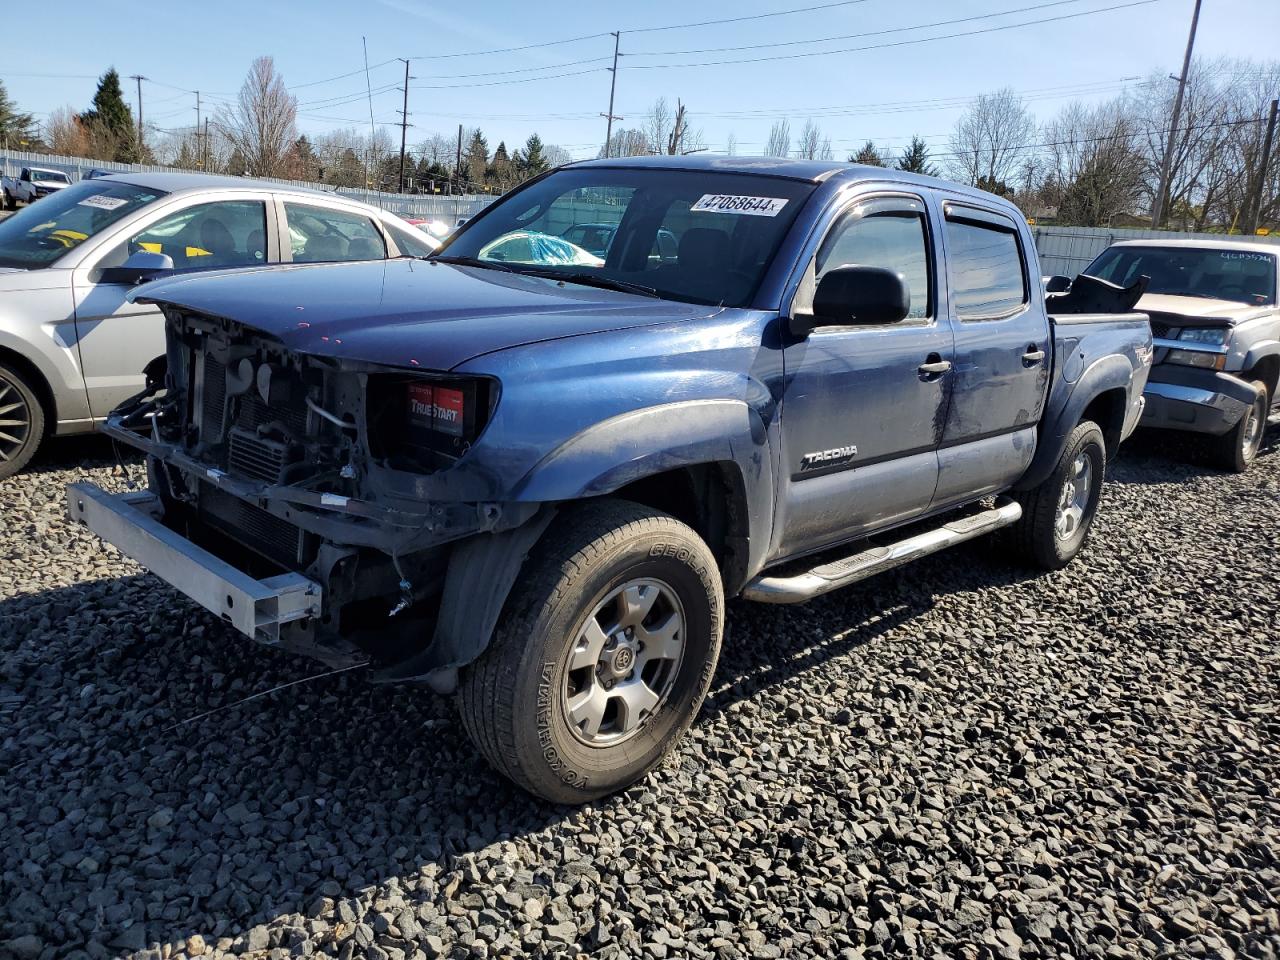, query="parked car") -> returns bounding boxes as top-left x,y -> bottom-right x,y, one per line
402,215 -> 449,240
1073,238 -> 1280,471
68,156 -> 1152,803
0,172 -> 443,476
83,168 -> 118,180
2,166 -> 72,208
